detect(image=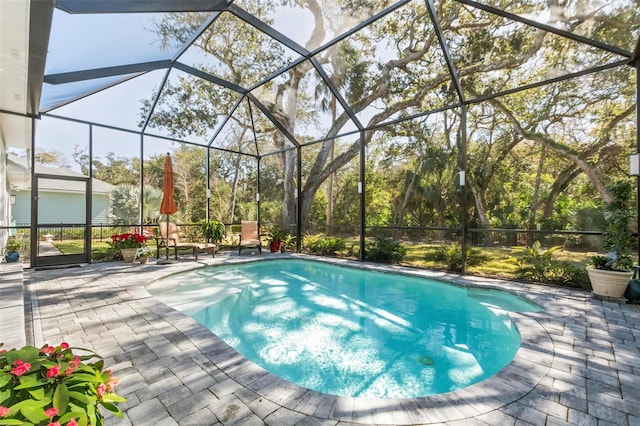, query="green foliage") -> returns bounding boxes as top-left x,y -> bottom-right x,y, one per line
0,342 -> 125,425
201,220 -> 226,243
108,184 -> 139,225
591,179 -> 635,272
425,244 -> 489,272
515,241 -> 591,287
515,241 -> 563,282
307,235 -> 346,256
4,239 -> 24,252
364,237 -> 406,264
268,228 -> 289,243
